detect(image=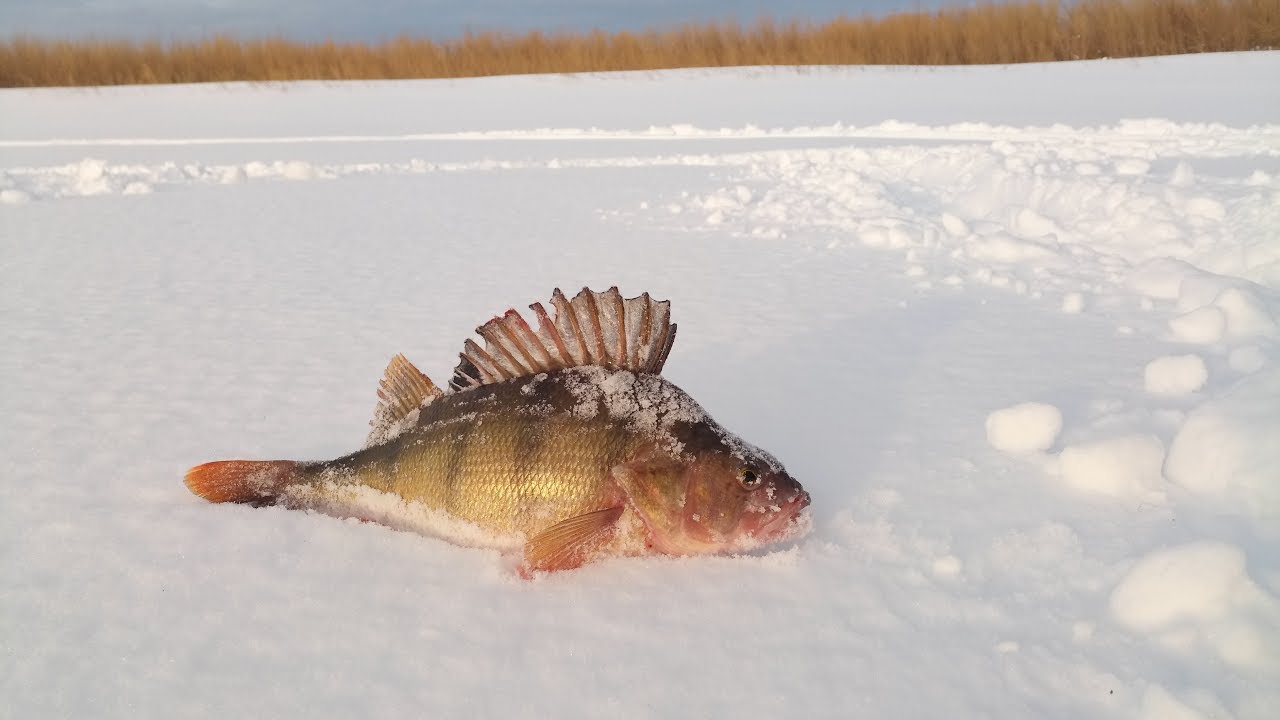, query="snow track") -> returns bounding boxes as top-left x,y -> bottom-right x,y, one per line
3,55 -> 1278,720
4,117 -> 1279,148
